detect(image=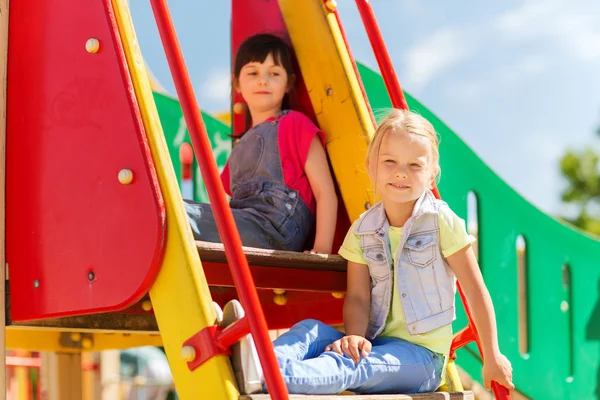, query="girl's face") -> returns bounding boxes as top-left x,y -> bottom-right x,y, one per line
372,130 -> 436,207
236,53 -> 289,118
